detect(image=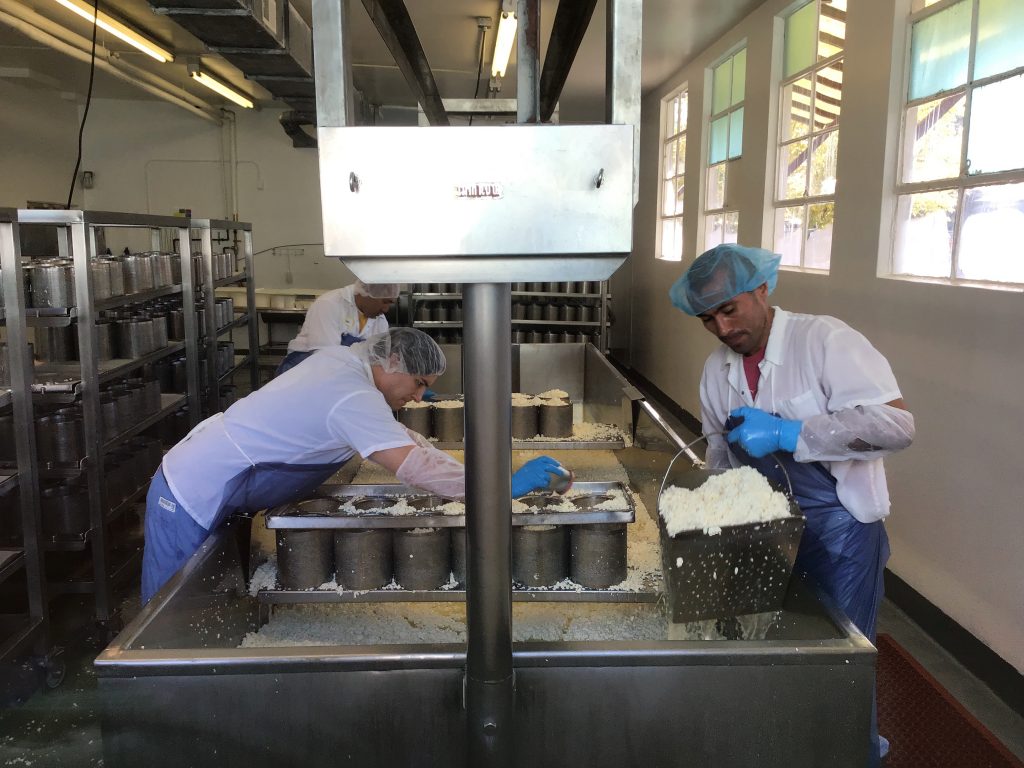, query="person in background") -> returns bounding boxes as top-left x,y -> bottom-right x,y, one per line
275,280 -> 400,375
143,328 -> 566,604
669,244 -> 915,768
